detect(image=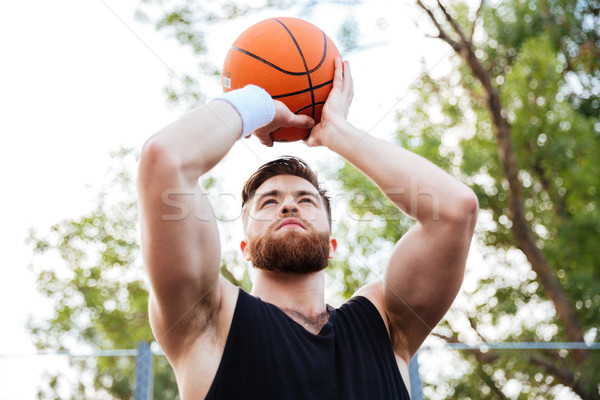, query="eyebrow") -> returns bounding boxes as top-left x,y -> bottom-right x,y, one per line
254,190 -> 320,206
